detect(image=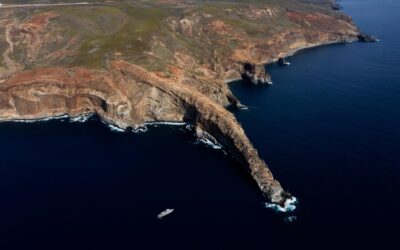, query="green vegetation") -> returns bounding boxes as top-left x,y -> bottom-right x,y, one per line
1,0 -> 349,72
53,5 -> 168,68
